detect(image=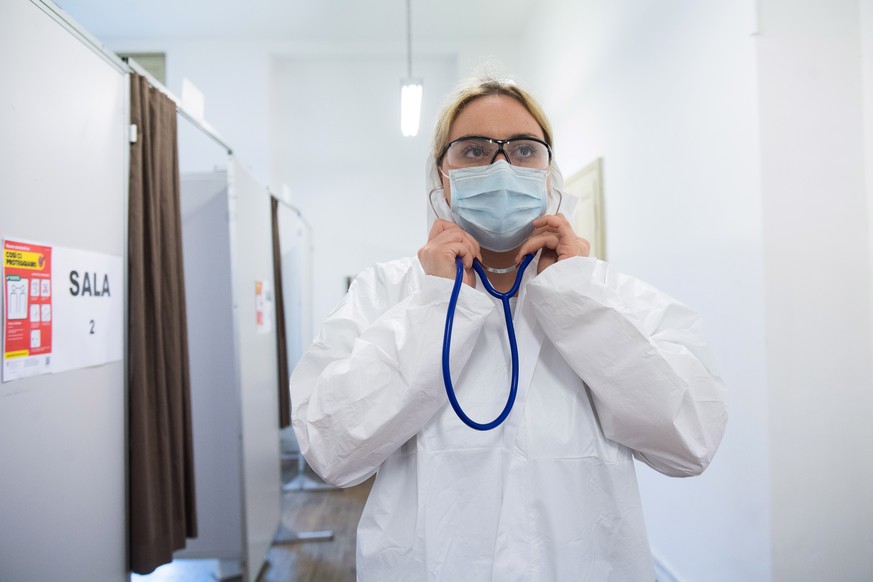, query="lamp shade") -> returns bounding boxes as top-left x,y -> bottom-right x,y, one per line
401,79 -> 423,137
